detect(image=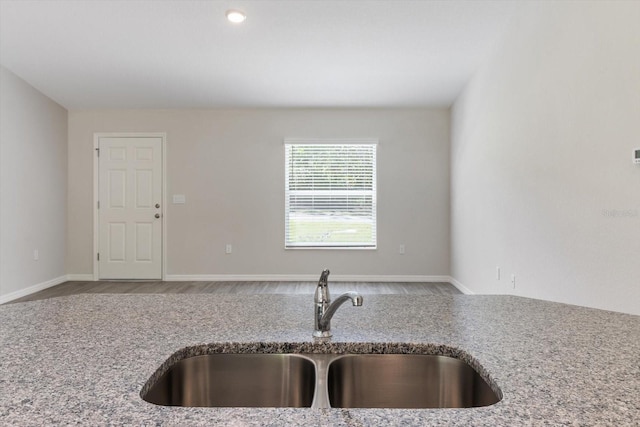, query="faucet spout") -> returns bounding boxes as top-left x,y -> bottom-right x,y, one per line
313,269 -> 362,338
319,291 -> 363,328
